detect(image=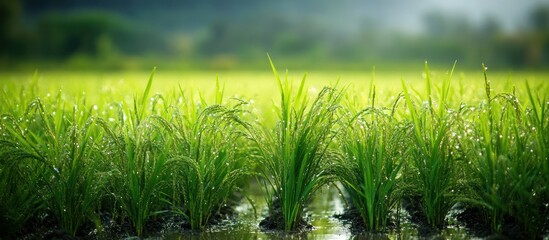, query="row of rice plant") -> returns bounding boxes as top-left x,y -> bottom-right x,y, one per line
255,62 -> 547,237
251,61 -> 547,238
1,64 -> 548,238
0,69 -> 255,238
